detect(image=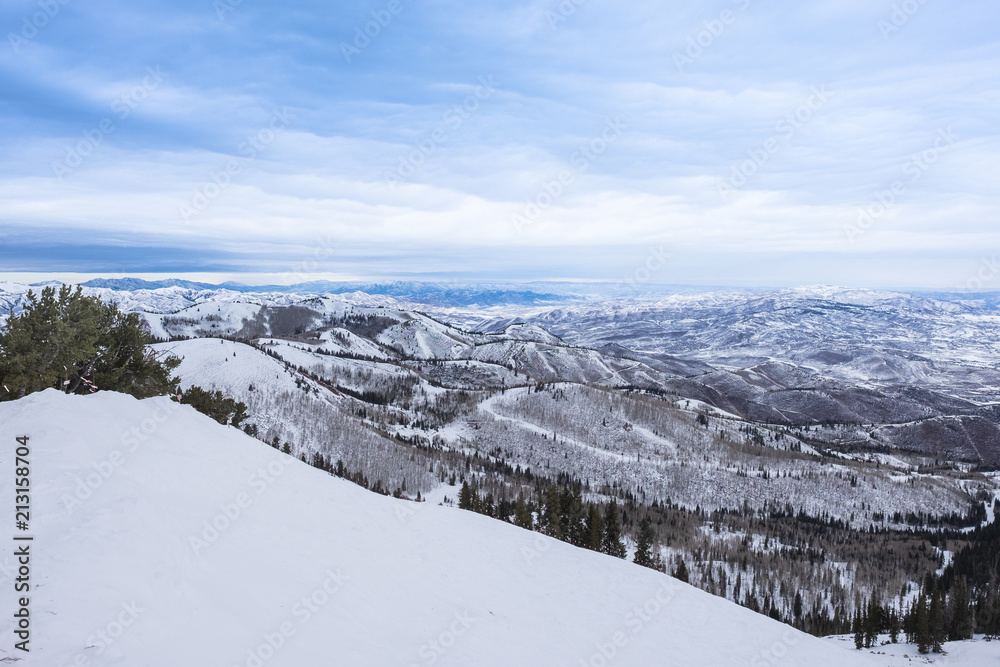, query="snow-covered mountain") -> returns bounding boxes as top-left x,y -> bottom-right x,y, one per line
0,390 -> 884,666
80,277 -> 578,307
5,280 -> 1000,656
518,286 -> 1000,403
5,279 -> 1000,463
